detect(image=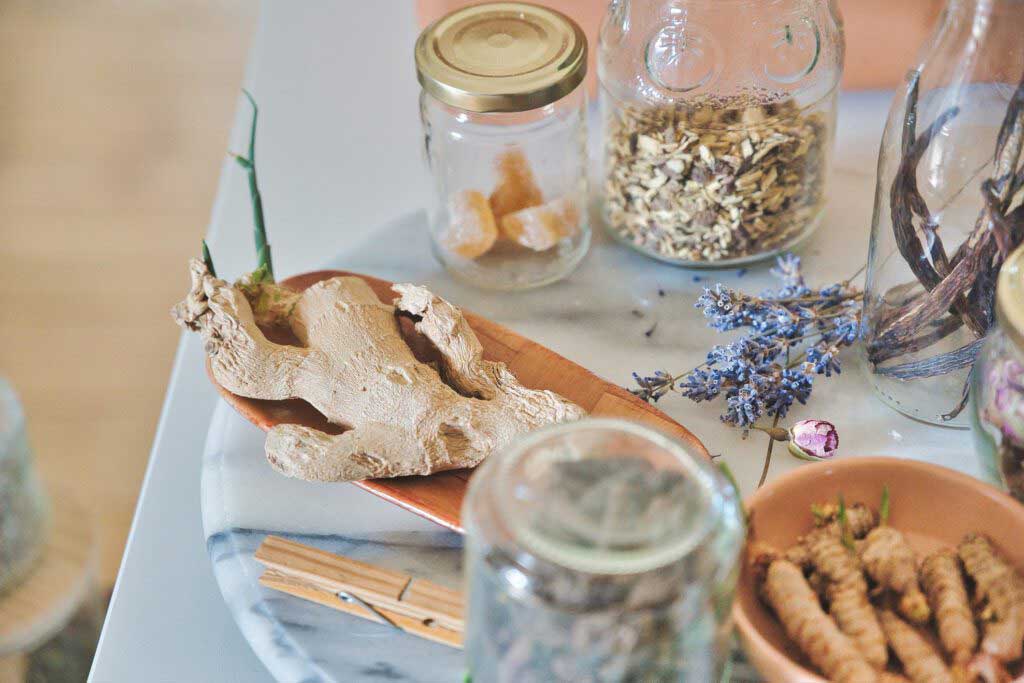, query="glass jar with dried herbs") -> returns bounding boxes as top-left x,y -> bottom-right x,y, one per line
973,244 -> 1024,501
862,0 -> 1024,427
415,3 -> 590,290
462,419 -> 743,682
598,0 -> 844,267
